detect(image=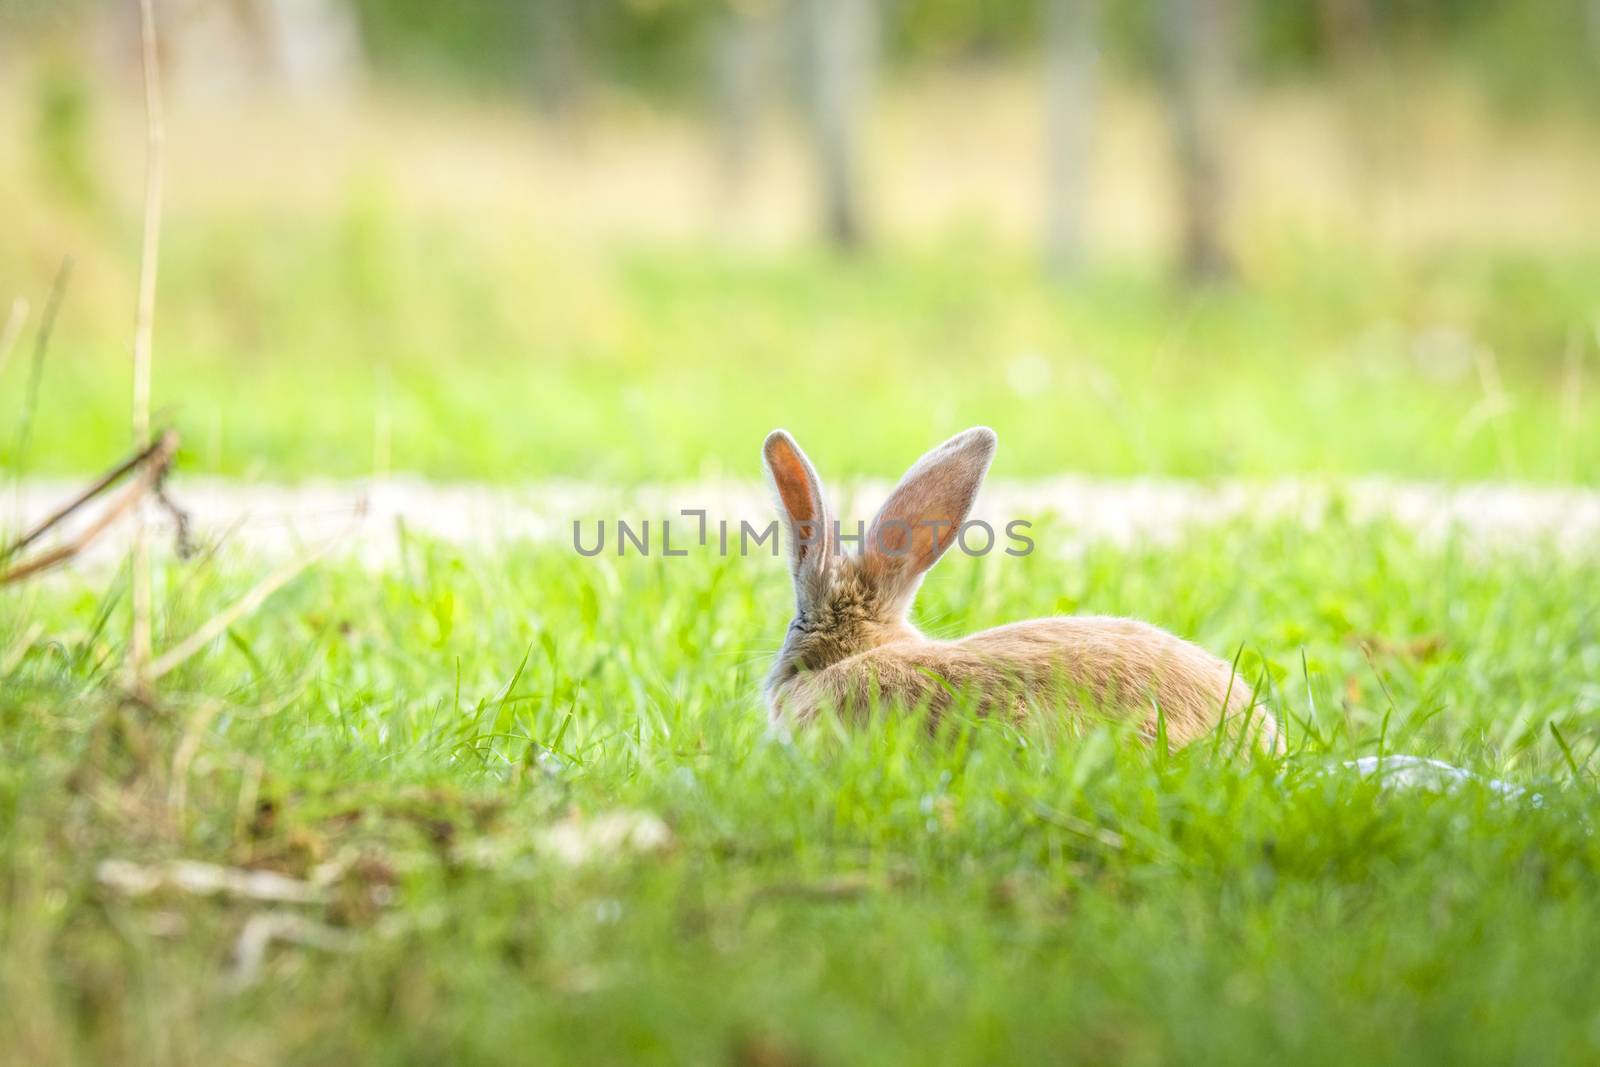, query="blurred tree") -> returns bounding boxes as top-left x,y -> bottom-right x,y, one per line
529,0 -> 583,123
86,0 -> 360,99
1315,0 -> 1373,61
1045,0 -> 1100,272
798,0 -> 878,249
293,0 -> 1599,111
712,0 -> 773,206
249,0 -> 363,96
1160,0 -> 1234,282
